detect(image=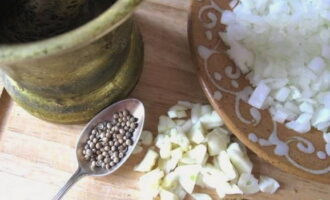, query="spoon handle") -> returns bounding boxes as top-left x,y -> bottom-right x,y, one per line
52,167 -> 86,200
